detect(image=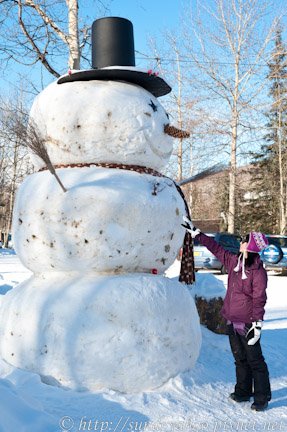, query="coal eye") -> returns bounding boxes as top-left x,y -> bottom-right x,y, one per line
165,112 -> 170,119
148,100 -> 158,112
